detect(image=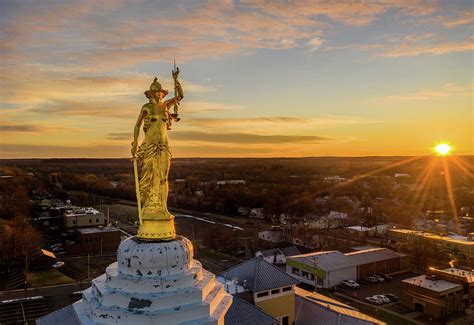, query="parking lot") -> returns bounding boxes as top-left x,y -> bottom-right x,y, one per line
336,272 -> 418,307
